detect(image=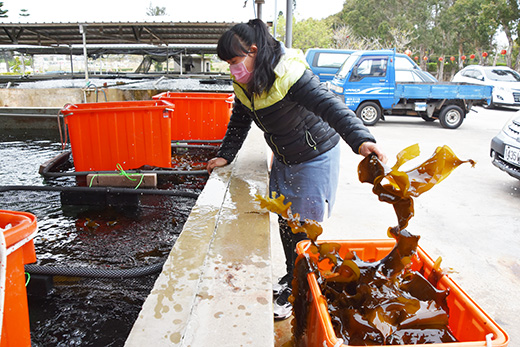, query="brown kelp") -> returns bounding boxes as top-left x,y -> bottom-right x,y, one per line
257,144 -> 475,345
